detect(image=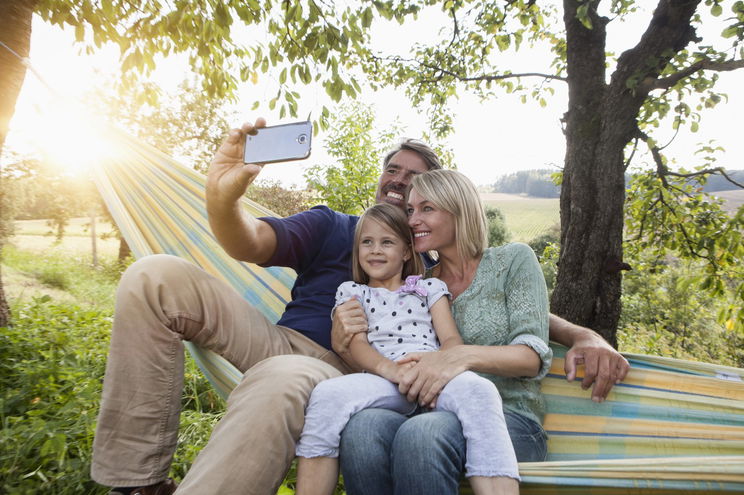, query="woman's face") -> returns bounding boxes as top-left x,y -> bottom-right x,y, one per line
407,188 -> 456,254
